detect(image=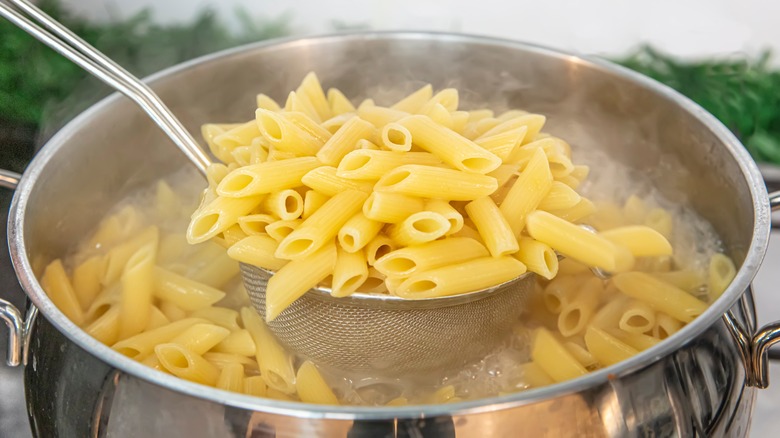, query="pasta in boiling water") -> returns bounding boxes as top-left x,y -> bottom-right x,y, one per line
40,73 -> 735,405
